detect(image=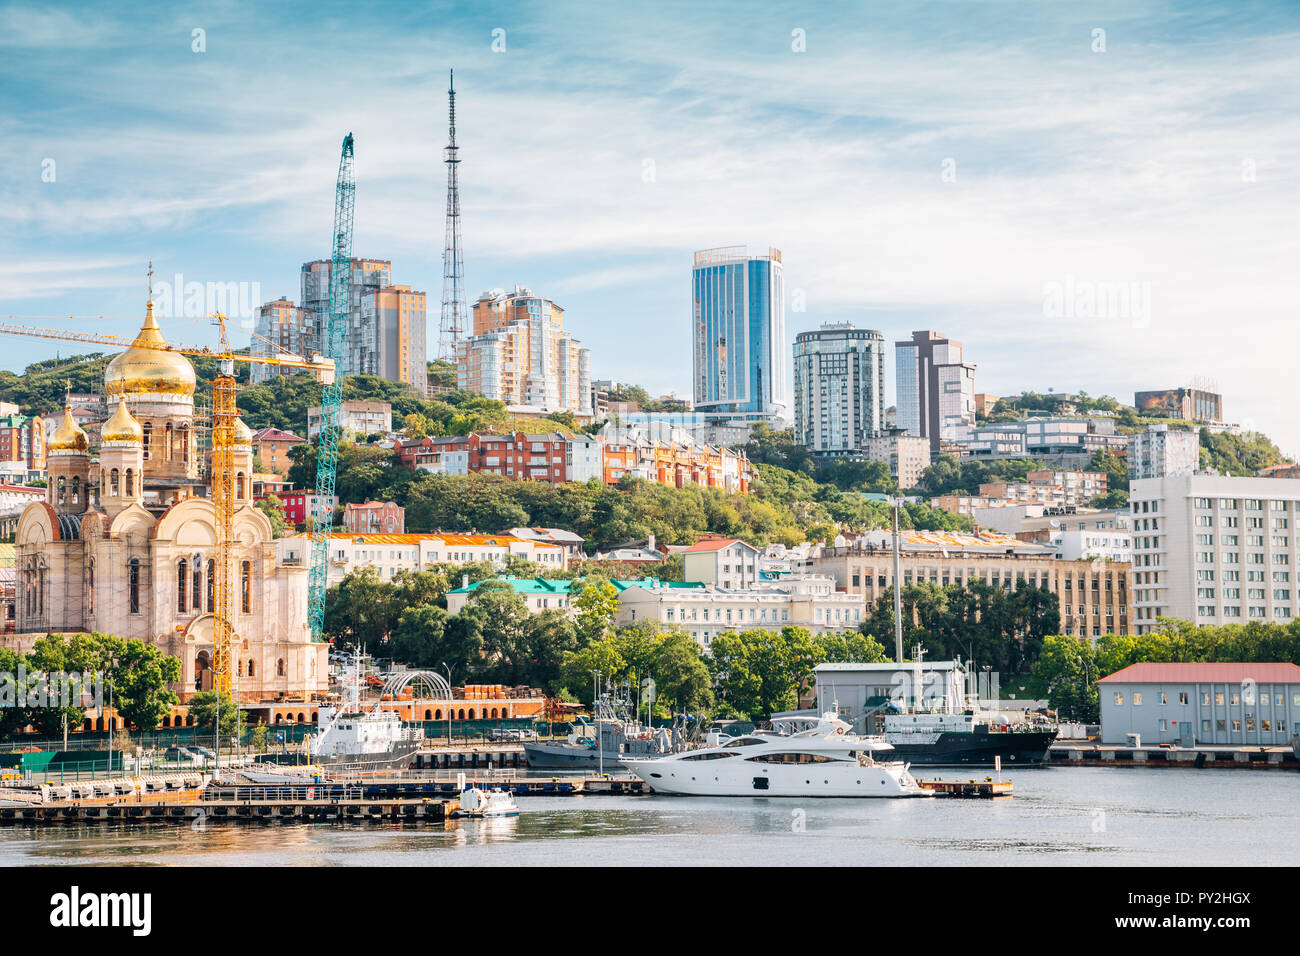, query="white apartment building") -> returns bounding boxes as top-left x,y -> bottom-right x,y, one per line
307,400 -> 393,438
974,505 -> 1131,562
1128,423 -> 1200,480
863,431 -> 931,489
791,324 -> 886,455
681,538 -> 761,588
616,576 -> 864,650
1129,475 -> 1300,634
276,531 -> 569,586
